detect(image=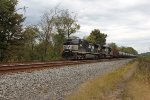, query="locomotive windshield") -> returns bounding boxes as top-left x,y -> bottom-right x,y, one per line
63,39 -> 80,45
